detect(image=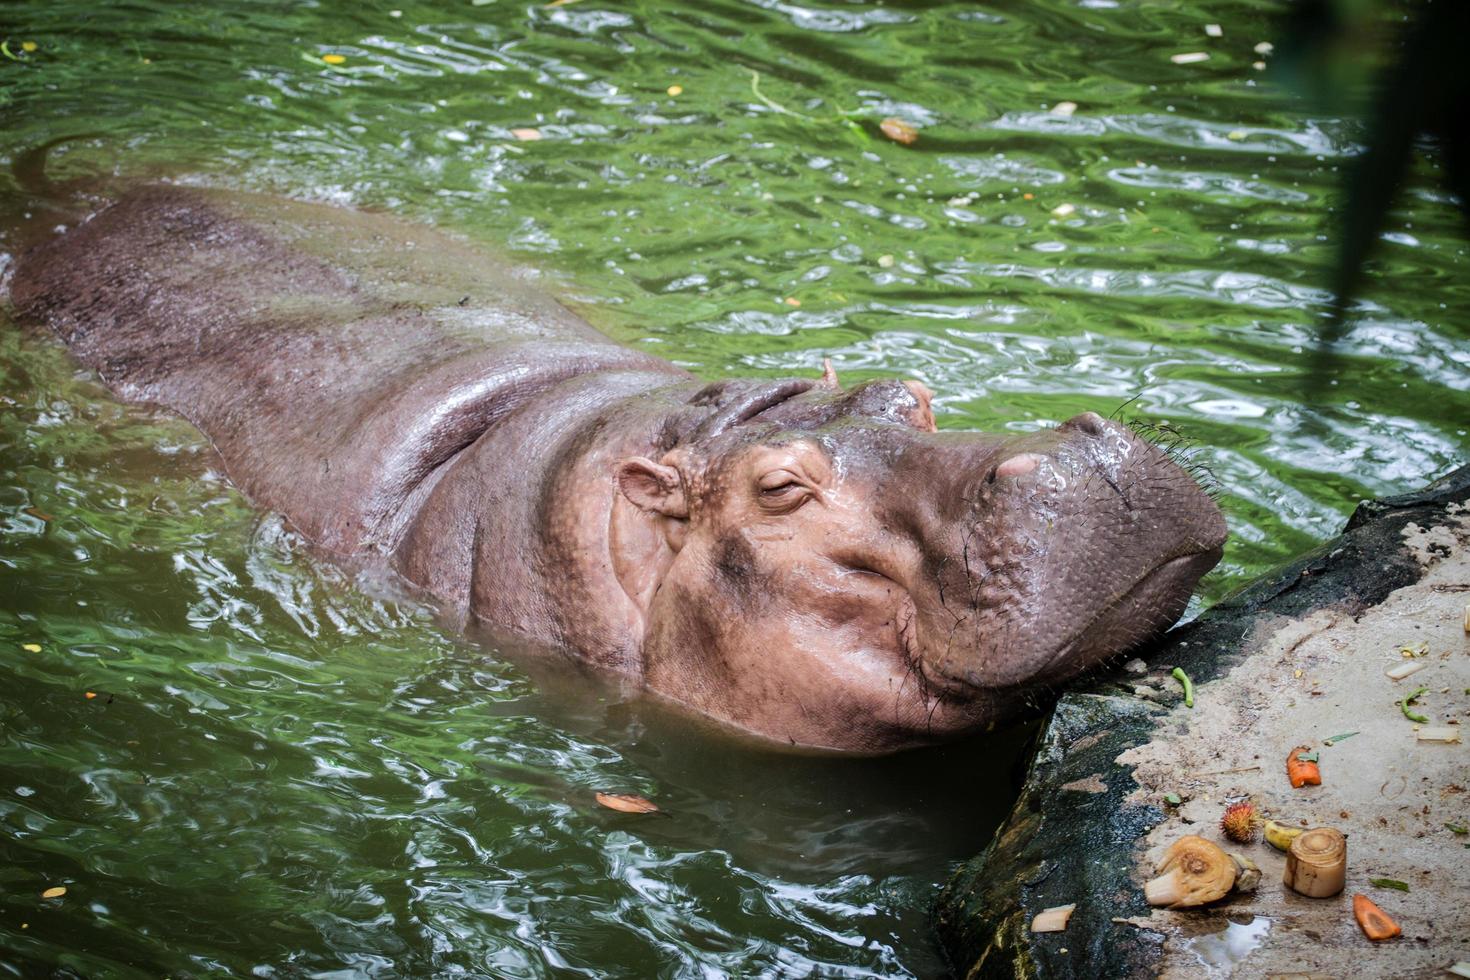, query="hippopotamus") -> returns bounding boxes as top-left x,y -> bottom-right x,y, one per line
4,183 -> 1227,752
